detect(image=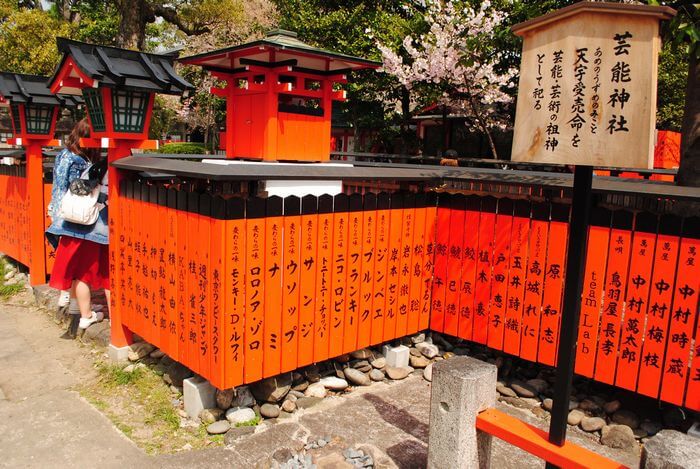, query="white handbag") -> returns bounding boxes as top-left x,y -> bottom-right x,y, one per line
58,184 -> 104,225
